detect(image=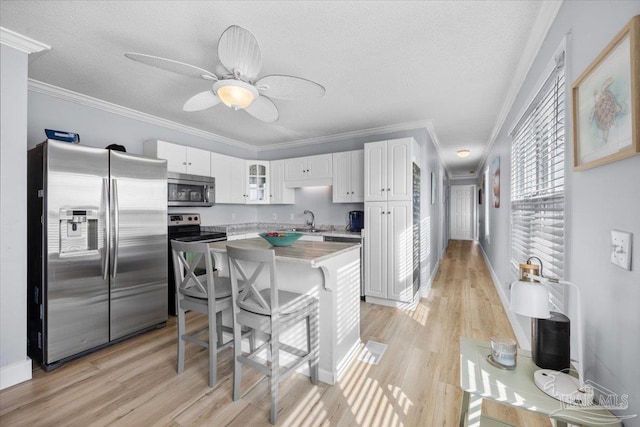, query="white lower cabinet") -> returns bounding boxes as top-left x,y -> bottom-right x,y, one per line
364,200 -> 413,302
